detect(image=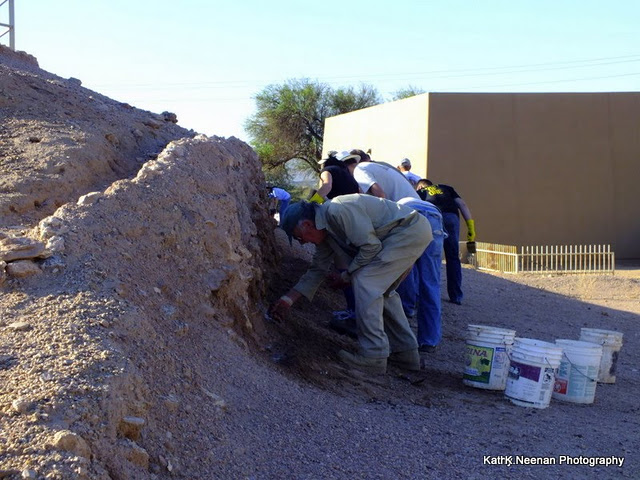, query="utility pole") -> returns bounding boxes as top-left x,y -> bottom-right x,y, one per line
0,0 -> 15,50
